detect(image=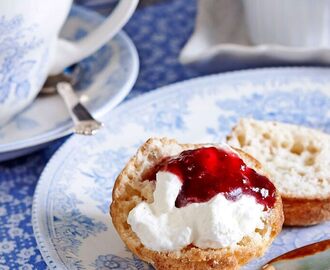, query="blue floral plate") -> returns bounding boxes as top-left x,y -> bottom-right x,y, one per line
0,5 -> 139,162
33,67 -> 330,269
